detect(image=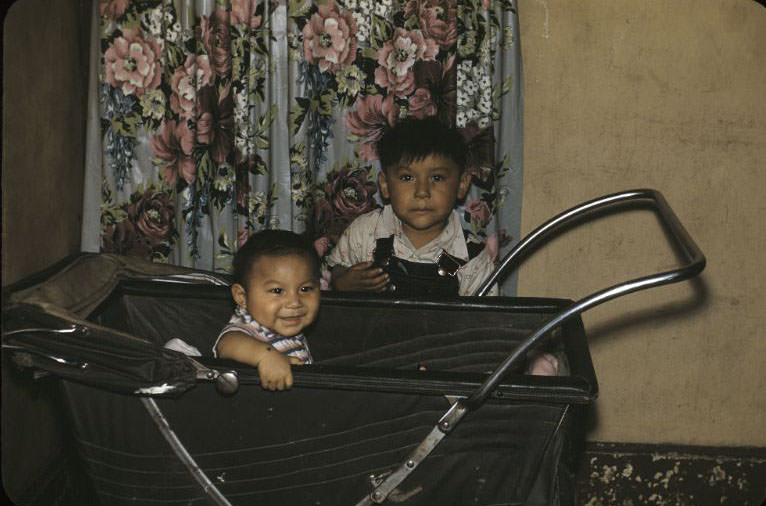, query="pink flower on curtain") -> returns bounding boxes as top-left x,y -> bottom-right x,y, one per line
197,15 -> 214,55
128,190 -> 176,248
99,0 -> 130,19
150,120 -> 196,186
231,0 -> 263,29
461,122 -> 496,188
314,167 -> 379,244
412,57 -> 456,125
404,0 -> 458,48
374,28 -> 438,97
170,55 -> 213,119
237,228 -> 250,247
345,94 -> 397,161
313,236 -> 331,258
409,88 -> 437,119
196,86 -> 234,165
324,167 -> 379,221
104,28 -> 162,97
103,219 -> 139,255
204,9 -> 232,77
302,0 -> 358,73
465,198 -> 492,229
